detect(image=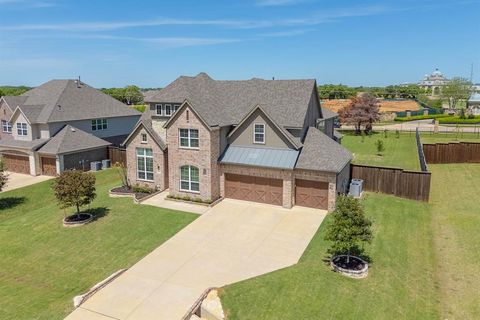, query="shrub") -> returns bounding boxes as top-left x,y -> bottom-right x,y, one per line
132,184 -> 154,194
0,158 -> 8,192
395,114 -> 449,122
